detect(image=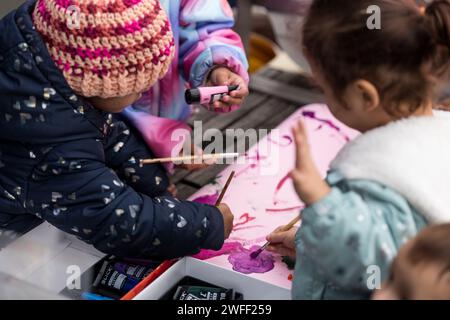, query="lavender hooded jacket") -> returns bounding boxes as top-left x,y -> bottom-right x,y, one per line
123,0 -> 249,167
